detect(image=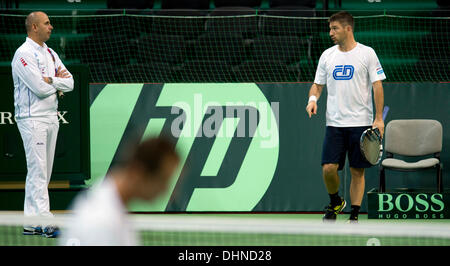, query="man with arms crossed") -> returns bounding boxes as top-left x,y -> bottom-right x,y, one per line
12,11 -> 73,237
306,11 -> 385,222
